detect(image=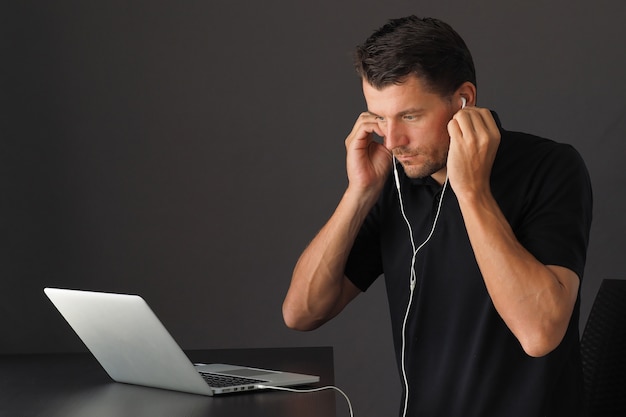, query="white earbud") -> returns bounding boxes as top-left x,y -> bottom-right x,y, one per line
461,96 -> 467,109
